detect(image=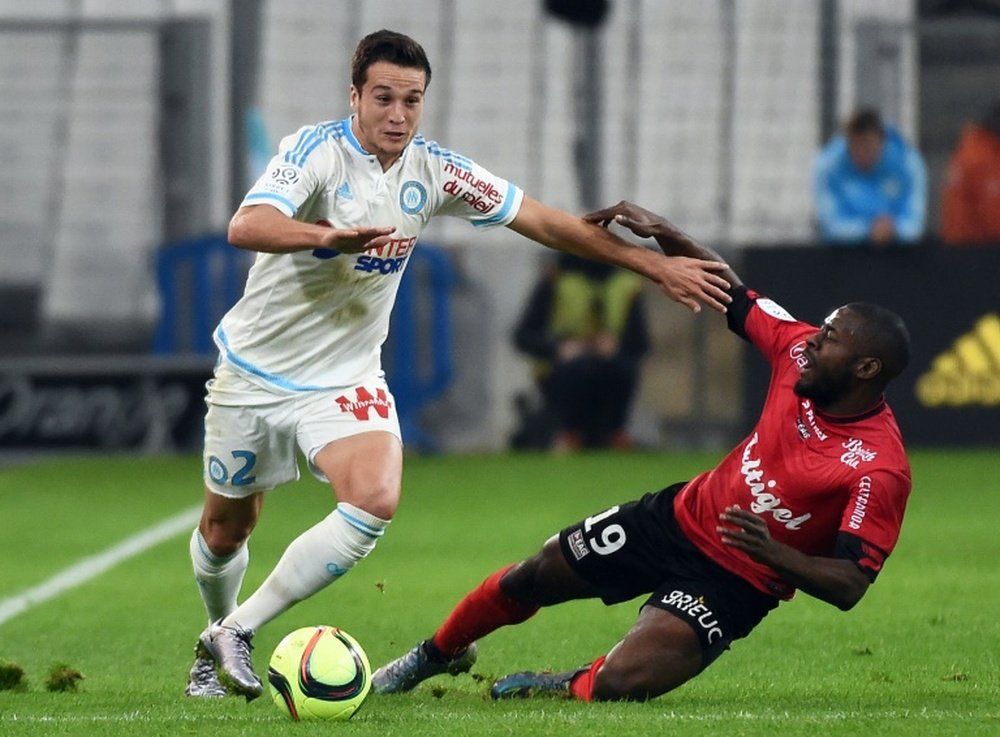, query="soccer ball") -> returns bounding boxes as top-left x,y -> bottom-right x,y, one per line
266,625 -> 371,721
